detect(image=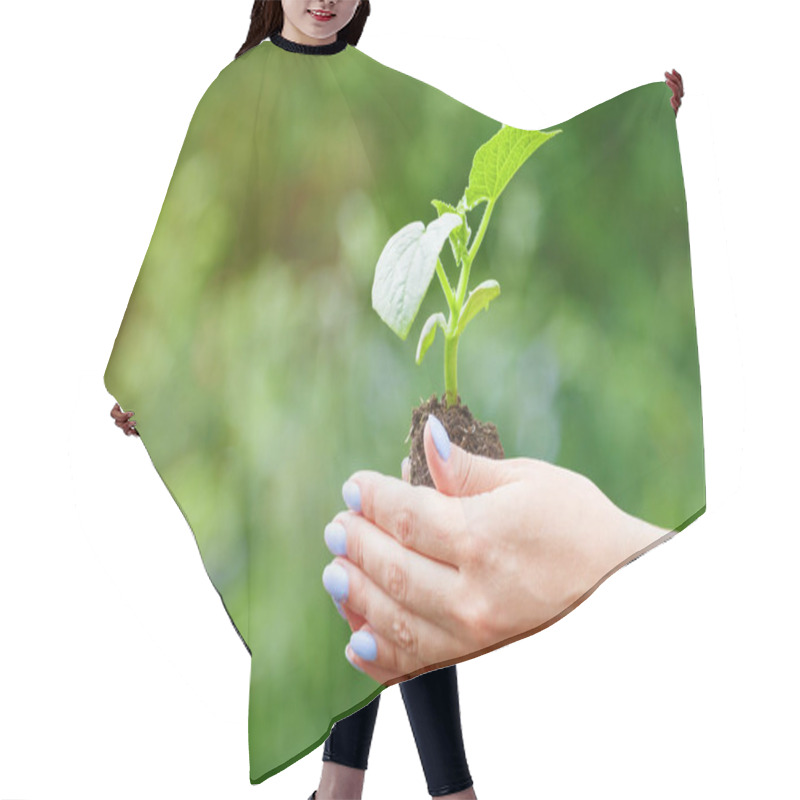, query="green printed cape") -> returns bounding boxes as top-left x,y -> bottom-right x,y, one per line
104,34 -> 704,782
